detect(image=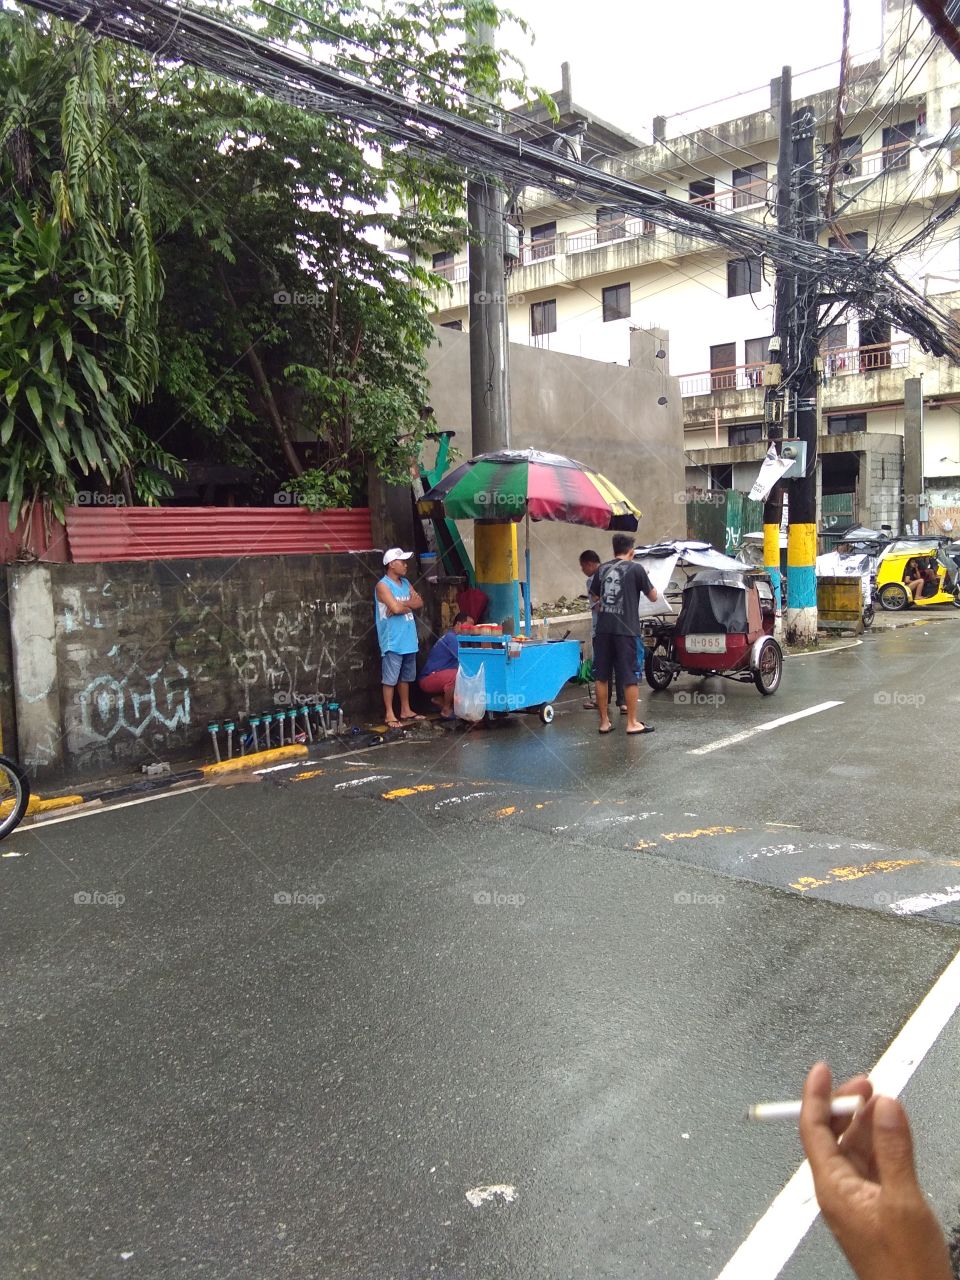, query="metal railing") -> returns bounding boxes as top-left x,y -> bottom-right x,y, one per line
821,340 -> 910,376
688,178 -> 774,212
679,341 -> 911,397
679,362 -> 767,397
